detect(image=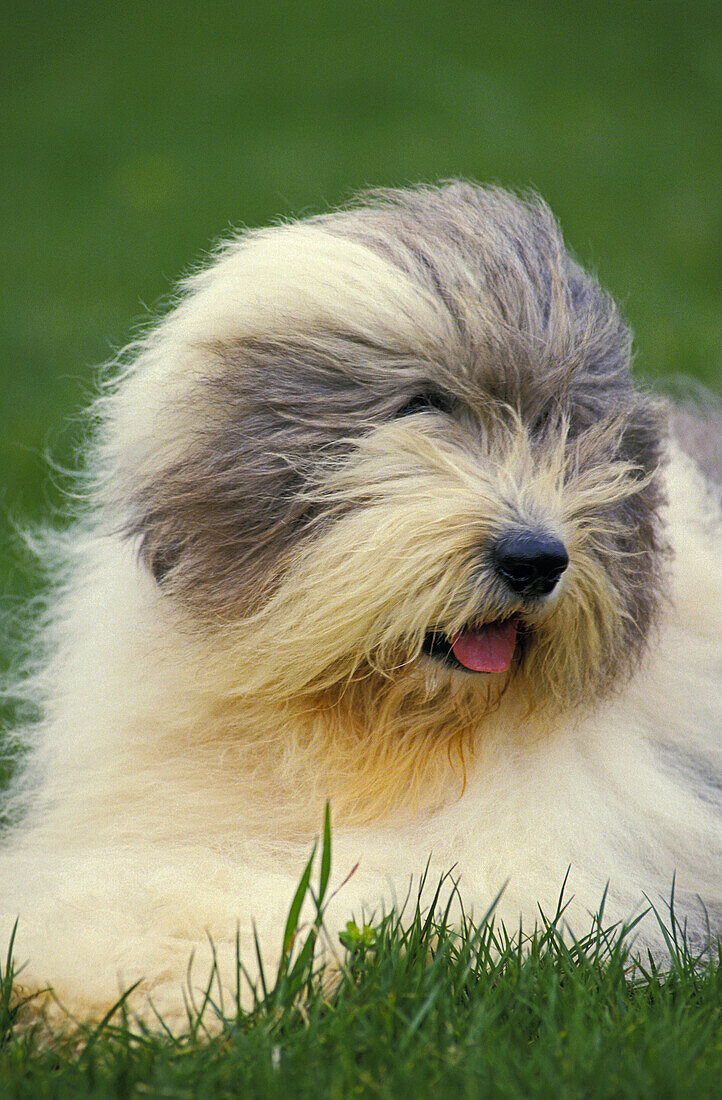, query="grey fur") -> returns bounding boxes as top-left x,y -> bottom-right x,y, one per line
672,407 -> 722,484
126,183 -> 666,673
